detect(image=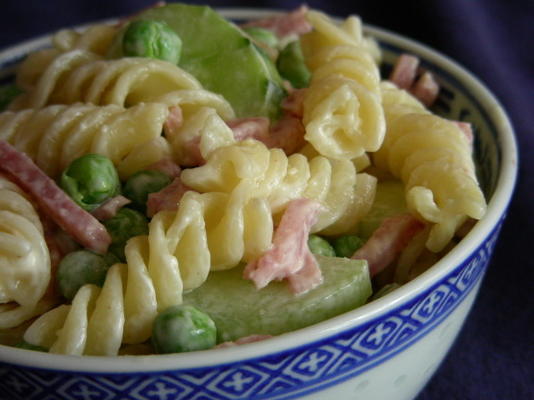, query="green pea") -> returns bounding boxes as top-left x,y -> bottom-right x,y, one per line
0,83 -> 22,111
242,26 -> 279,48
152,305 -> 217,354
103,208 -> 149,261
109,19 -> 182,64
57,250 -> 118,300
123,169 -> 171,211
333,235 -> 365,258
15,341 -> 48,352
60,154 -> 120,211
276,40 -> 311,89
308,234 -> 336,257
